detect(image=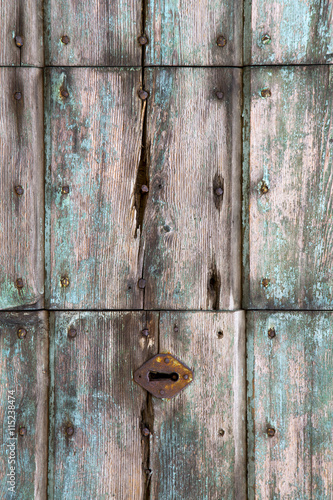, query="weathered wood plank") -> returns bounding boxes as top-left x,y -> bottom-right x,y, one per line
248,312 -> 333,499
48,311 -> 158,499
45,68 -> 144,310
0,68 -> 44,310
45,0 -> 141,66
0,0 -> 43,66
143,68 -> 242,310
244,0 -> 333,65
243,66 -> 333,309
0,312 -> 49,500
150,311 -> 246,499
145,0 -> 243,66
